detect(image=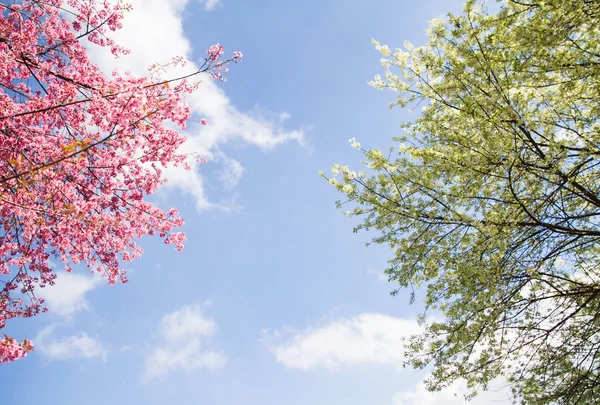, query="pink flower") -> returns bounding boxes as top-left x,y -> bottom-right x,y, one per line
201,118 -> 207,125
210,72 -> 226,82
207,43 -> 225,61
